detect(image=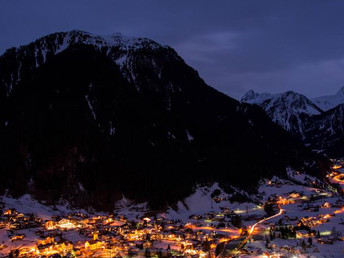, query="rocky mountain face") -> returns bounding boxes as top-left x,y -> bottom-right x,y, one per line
241,88 -> 344,157
302,104 -> 344,156
241,90 -> 323,136
0,31 -> 327,210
